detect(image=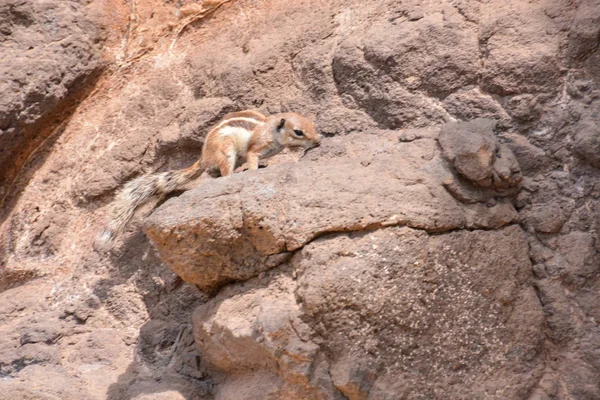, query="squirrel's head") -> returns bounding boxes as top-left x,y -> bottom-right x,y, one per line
273,113 -> 322,149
